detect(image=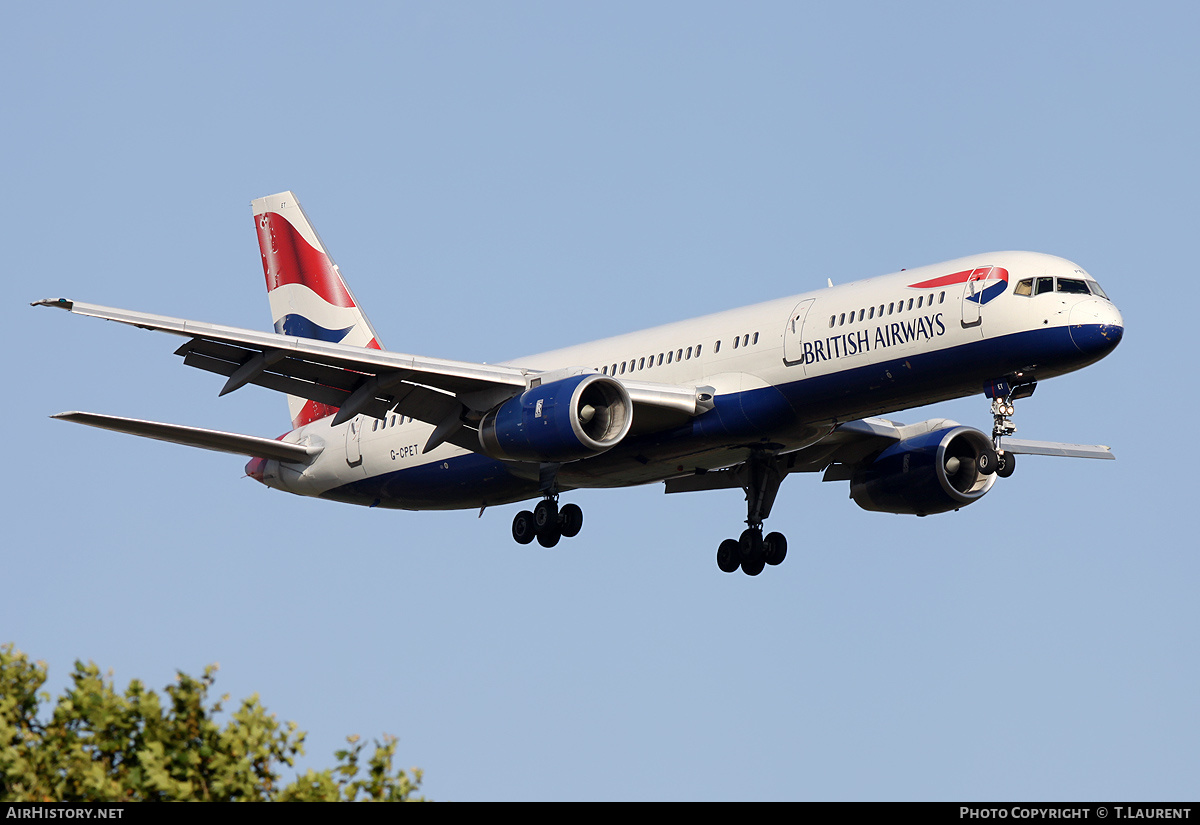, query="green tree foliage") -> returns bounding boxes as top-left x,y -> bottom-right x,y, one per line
0,644 -> 423,801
